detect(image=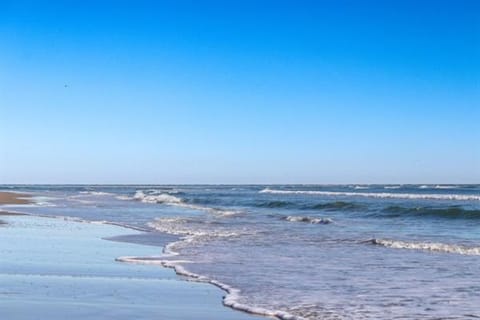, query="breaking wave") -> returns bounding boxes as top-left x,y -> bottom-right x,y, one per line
133,191 -> 183,204
79,191 -> 114,196
366,238 -> 480,256
126,190 -> 242,217
283,216 -> 333,224
259,188 -> 480,201
147,217 -> 251,239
